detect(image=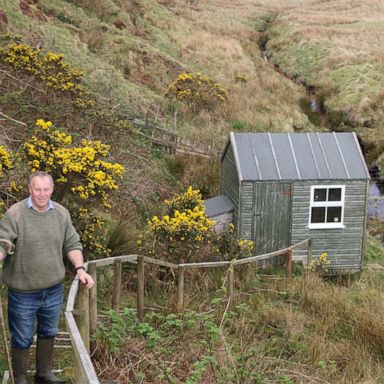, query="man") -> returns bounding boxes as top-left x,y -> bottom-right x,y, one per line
0,172 -> 94,384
